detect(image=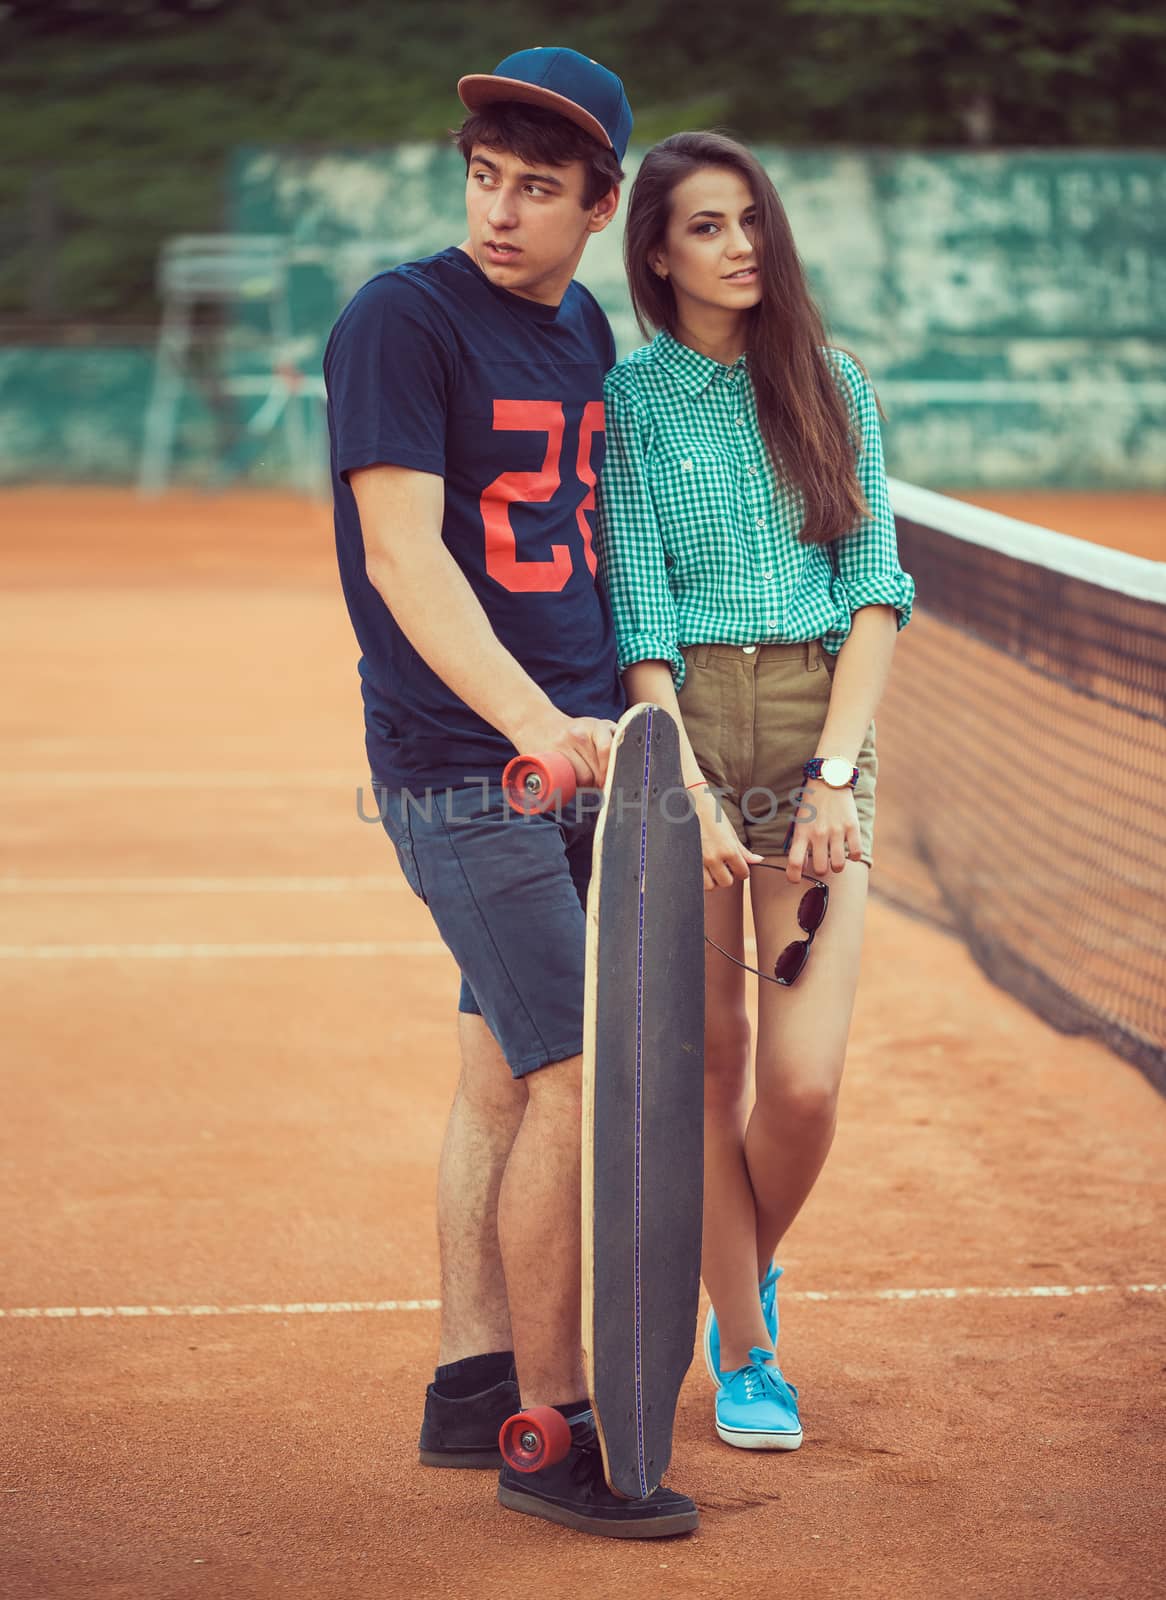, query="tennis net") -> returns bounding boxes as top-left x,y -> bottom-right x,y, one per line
874,481 -> 1166,1091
